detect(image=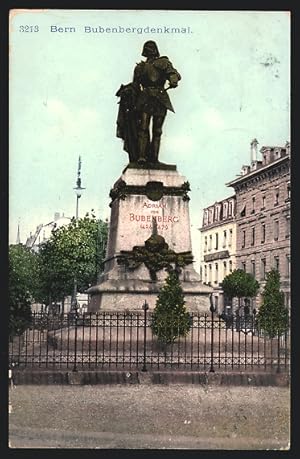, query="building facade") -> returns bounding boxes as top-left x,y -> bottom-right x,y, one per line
25,212 -> 71,252
200,195 -> 237,313
227,140 -> 290,309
